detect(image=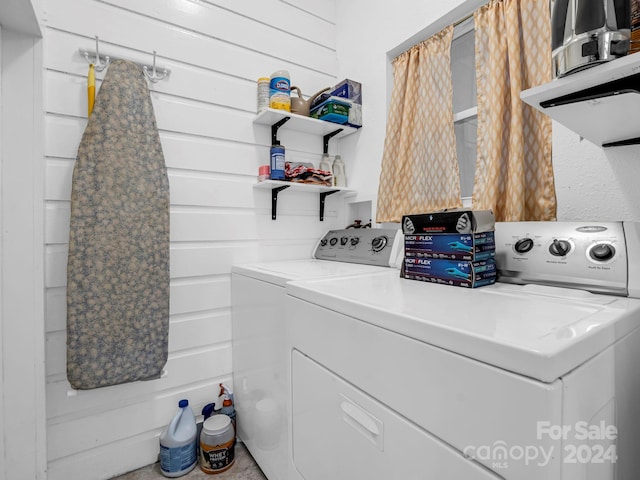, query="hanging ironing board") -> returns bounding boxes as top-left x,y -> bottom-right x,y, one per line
67,60 -> 170,390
